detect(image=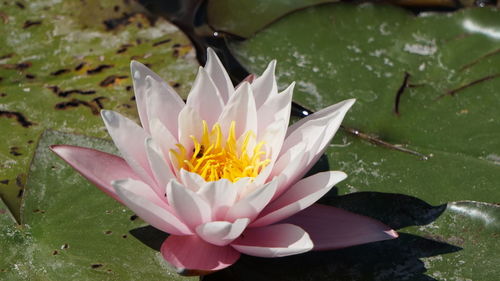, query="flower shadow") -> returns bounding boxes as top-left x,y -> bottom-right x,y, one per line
203,192 -> 458,281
